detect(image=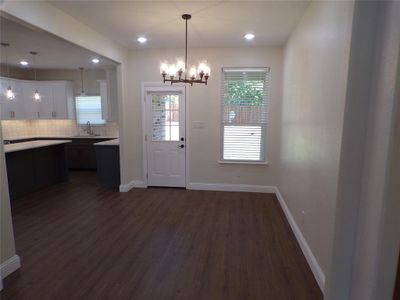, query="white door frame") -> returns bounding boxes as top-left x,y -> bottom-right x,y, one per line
141,82 -> 188,188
